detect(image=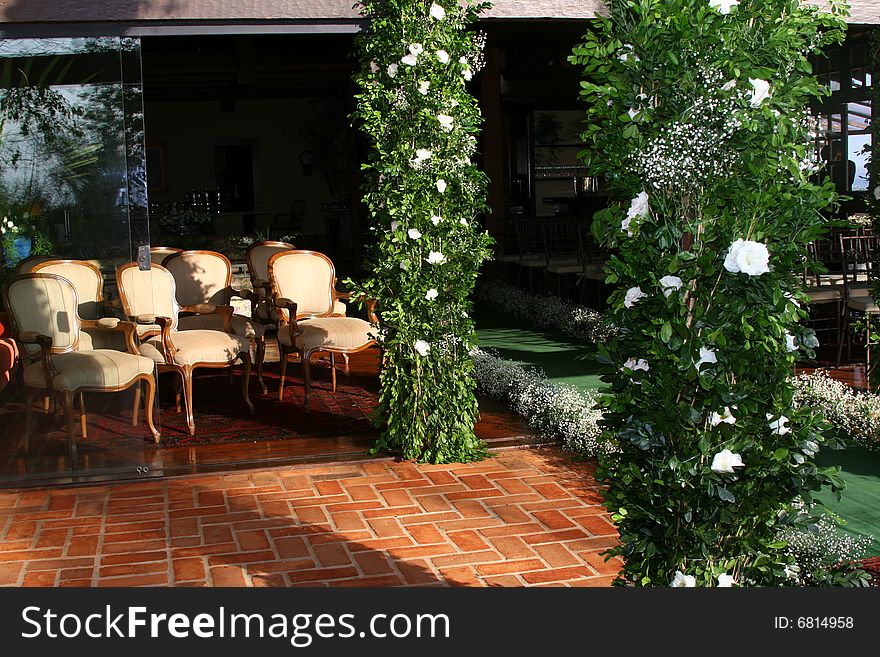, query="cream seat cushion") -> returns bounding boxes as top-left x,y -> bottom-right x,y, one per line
177,313 -> 265,339
278,317 -> 374,352
23,350 -> 155,391
138,329 -> 249,366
